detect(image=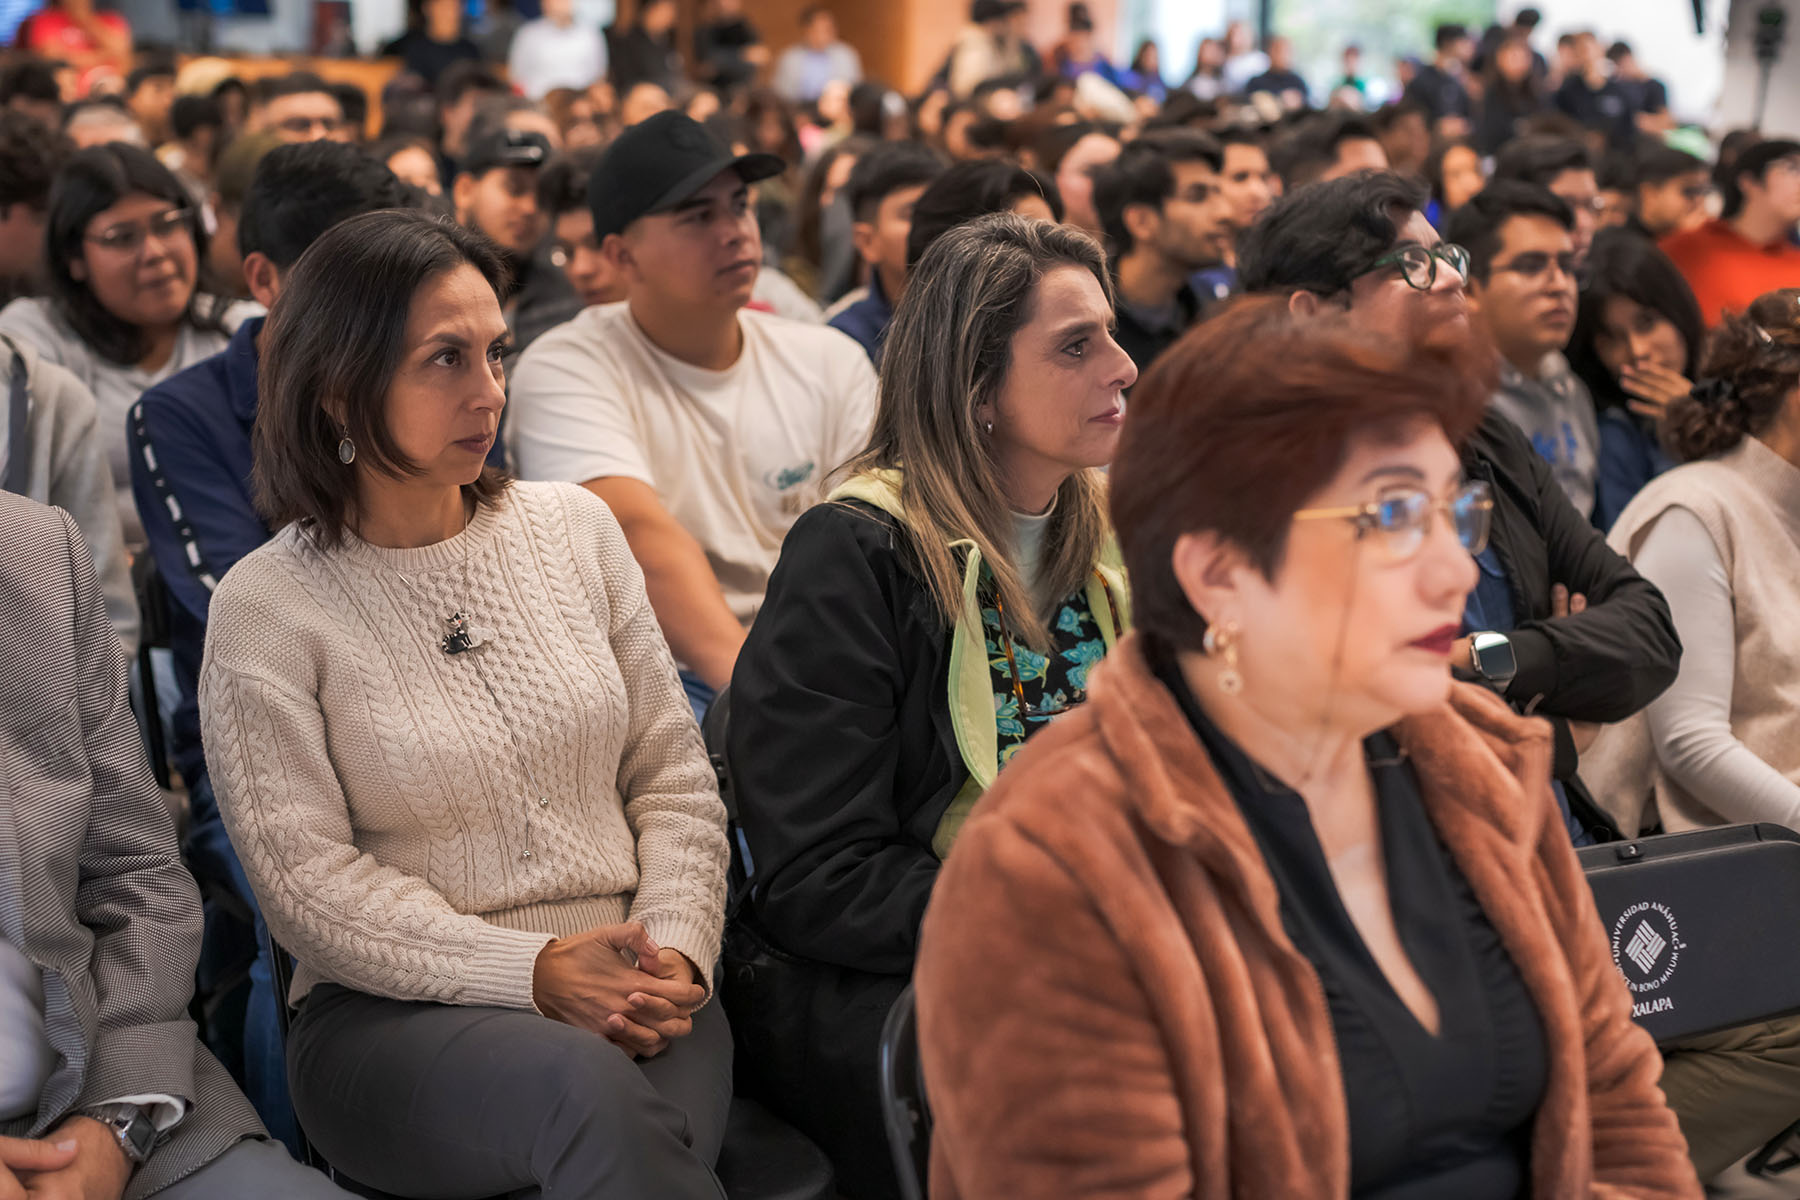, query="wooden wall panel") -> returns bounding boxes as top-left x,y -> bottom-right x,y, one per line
745,0 -> 1122,97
